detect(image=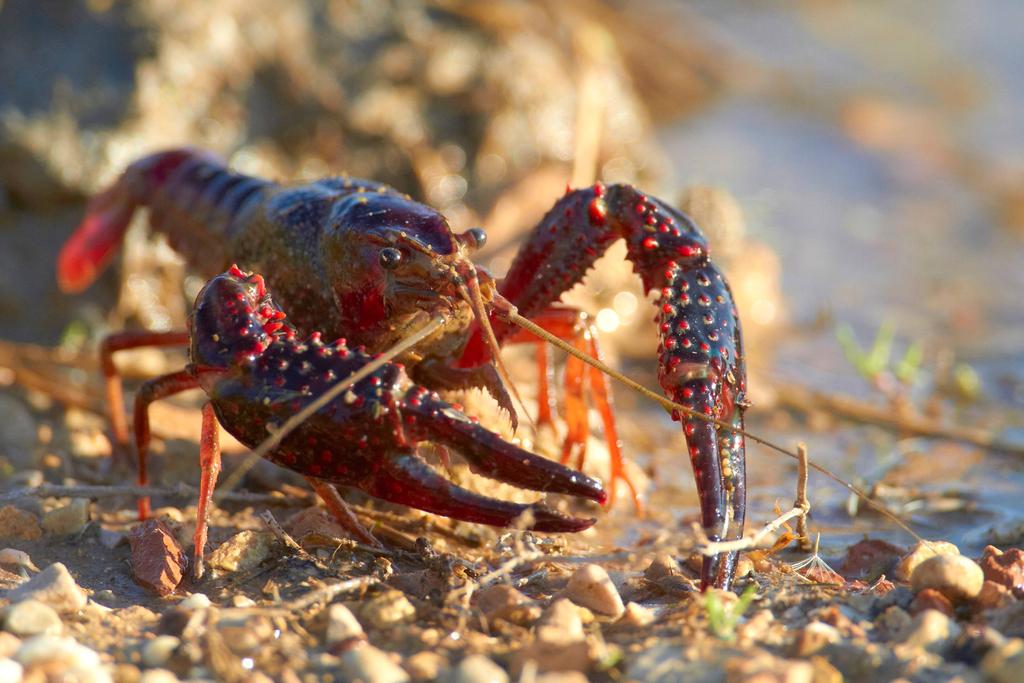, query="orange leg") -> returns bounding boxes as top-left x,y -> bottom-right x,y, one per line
506,307 -> 642,512
101,331 -> 190,453
132,369 -> 200,519
305,478 -> 382,547
193,402 -> 222,580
